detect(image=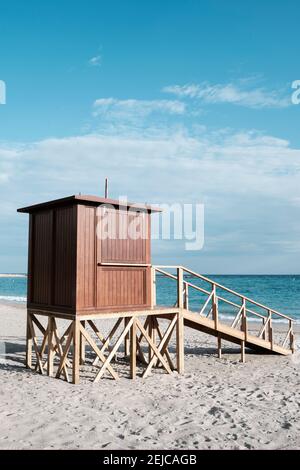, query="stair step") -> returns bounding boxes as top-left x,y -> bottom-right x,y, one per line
183,309 -> 292,355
